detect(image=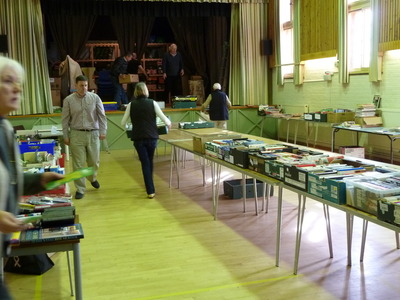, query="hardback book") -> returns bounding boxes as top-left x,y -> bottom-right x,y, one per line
18,224 -> 83,244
